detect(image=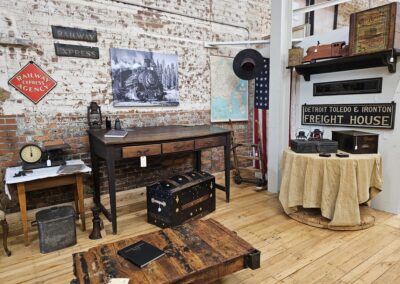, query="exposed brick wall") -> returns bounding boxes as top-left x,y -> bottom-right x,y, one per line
0,0 -> 269,213
0,115 -> 20,168
337,0 -> 391,28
